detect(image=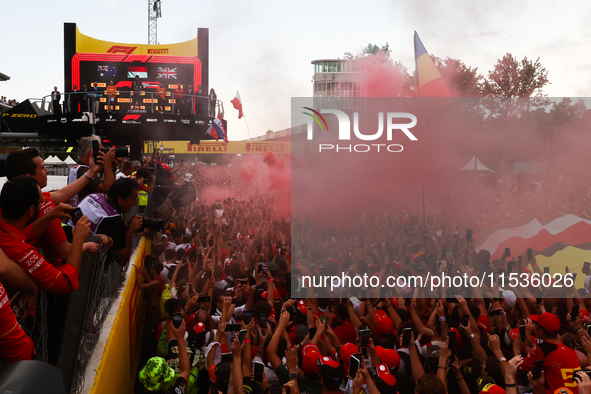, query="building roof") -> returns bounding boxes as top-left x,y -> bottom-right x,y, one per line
0,72 -> 10,82
312,59 -> 343,64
